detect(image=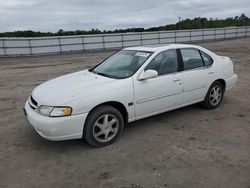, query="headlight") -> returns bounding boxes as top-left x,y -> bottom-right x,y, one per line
37,105 -> 72,117
37,105 -> 53,116
50,107 -> 72,117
